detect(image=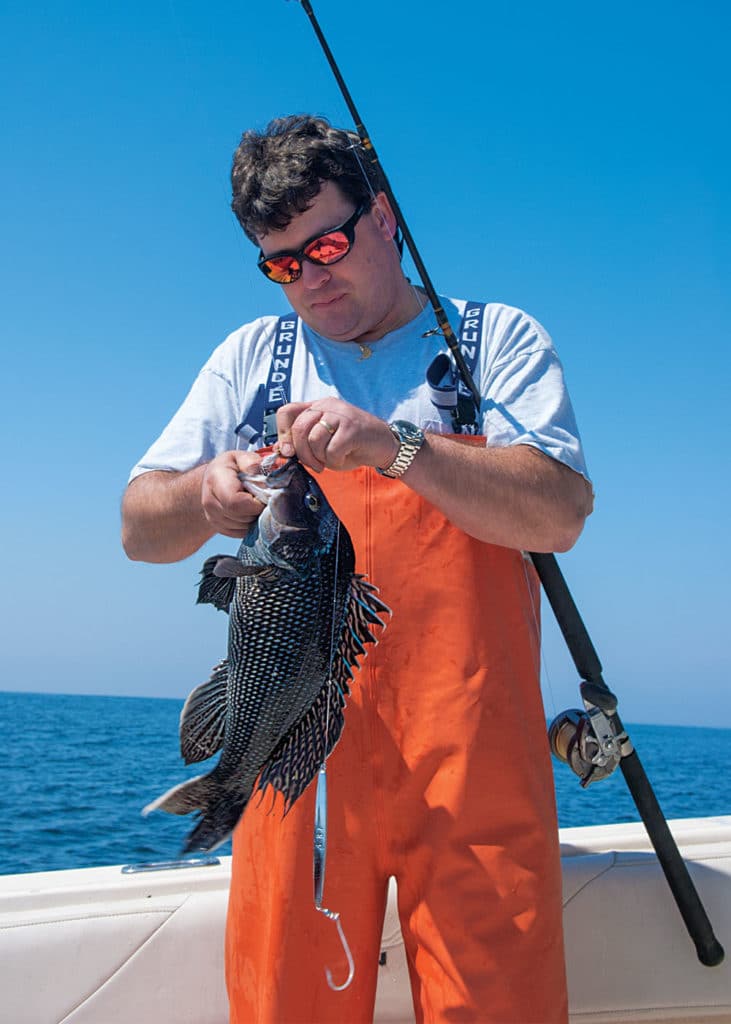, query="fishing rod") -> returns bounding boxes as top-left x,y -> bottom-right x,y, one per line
285,0 -> 725,969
